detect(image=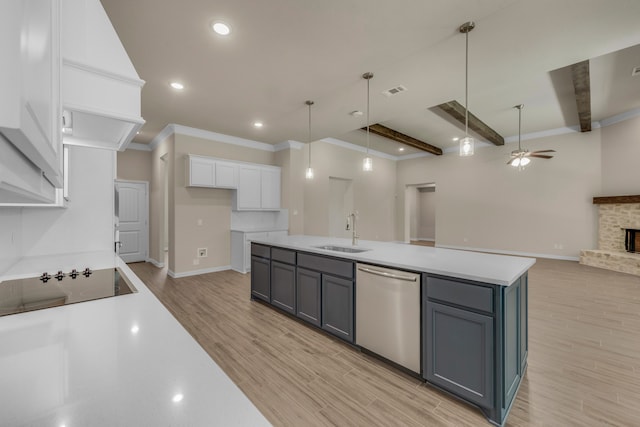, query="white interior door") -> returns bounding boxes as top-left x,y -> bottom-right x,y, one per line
116,180 -> 148,263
